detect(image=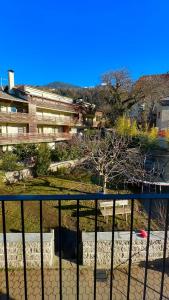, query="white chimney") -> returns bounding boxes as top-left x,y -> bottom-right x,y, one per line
8,70 -> 15,93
